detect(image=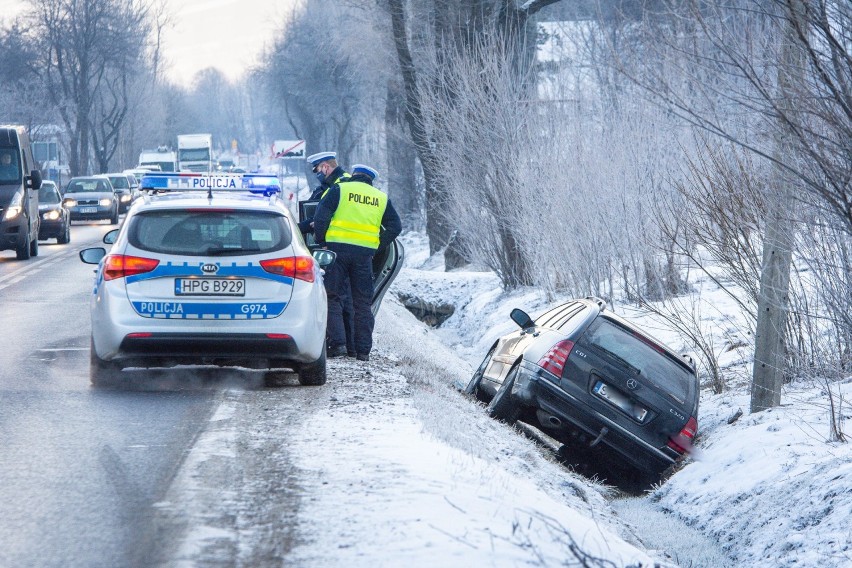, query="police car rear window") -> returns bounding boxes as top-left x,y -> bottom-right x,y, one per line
128,210 -> 292,256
